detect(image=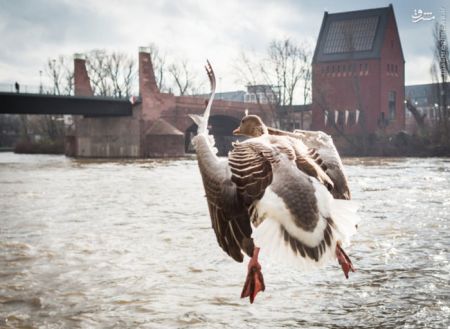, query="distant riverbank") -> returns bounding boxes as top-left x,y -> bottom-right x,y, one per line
14,140 -> 64,155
